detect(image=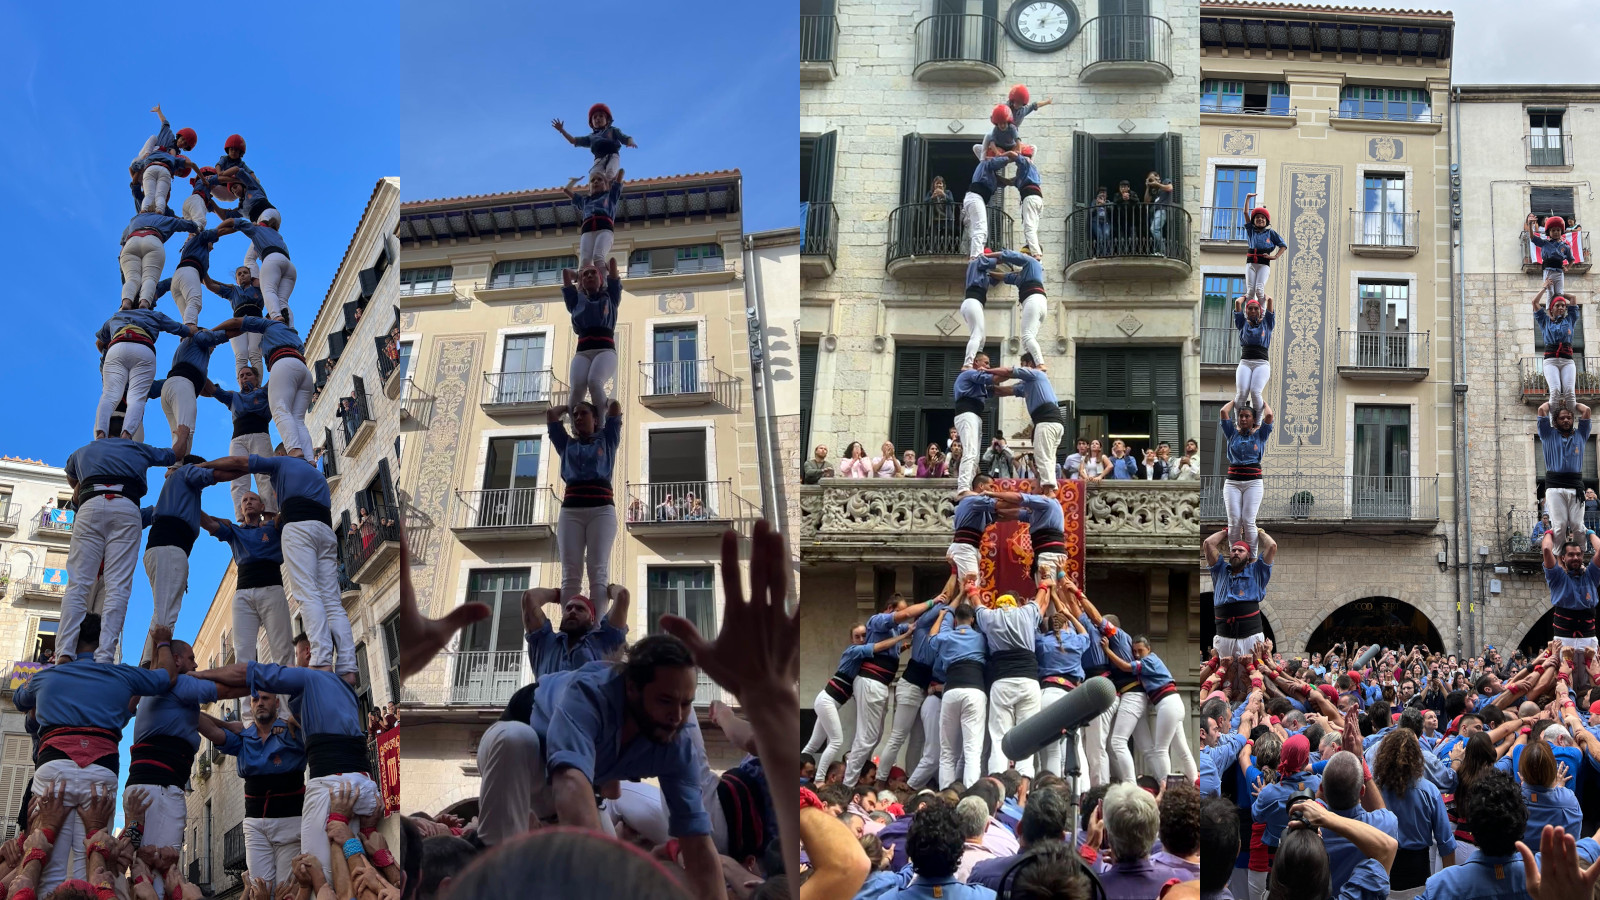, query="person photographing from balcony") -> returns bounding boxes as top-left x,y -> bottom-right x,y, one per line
561,168 -> 624,268
1235,295 -> 1275,415
1536,294 -> 1579,415
548,398 -> 623,622
1220,398 -> 1274,556
199,690 -> 307,894
1539,400 -> 1592,552
1241,200 -> 1286,302
952,355 -> 997,492
1145,170 -> 1175,256
964,140 -> 1017,259
523,584 -> 630,678
203,264 -> 268,377
562,258 -> 623,412
200,492 -> 294,667
205,366 -> 277,519
94,306 -> 198,441
211,313 -> 314,458
1529,213 -> 1575,307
